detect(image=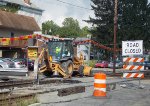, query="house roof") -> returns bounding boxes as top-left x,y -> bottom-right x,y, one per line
0,10 -> 40,31
1,0 -> 43,11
